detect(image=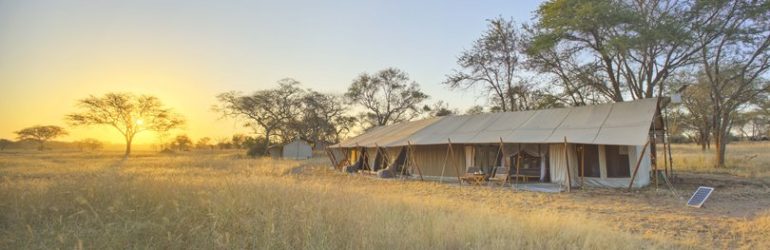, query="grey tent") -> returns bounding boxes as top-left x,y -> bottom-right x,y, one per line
329,98 -> 666,189
271,139 -> 313,160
